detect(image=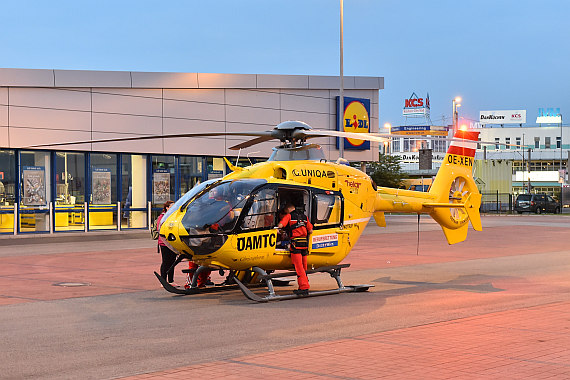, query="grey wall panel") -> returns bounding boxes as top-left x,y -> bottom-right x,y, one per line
164,136 -> 226,156
256,74 -> 309,89
54,70 -> 131,88
280,110 -> 330,130
163,89 -> 225,104
92,113 -> 162,135
0,87 -> 7,105
224,121 -> 275,134
308,76 -> 339,89
0,127 -> 8,147
225,105 -> 280,126
280,92 -> 330,114
9,127 -> 92,150
225,89 -> 280,109
354,76 -> 382,90
0,68 -> 54,87
198,73 -> 256,89
163,99 -> 225,122
92,90 -> 162,117
10,107 -> 91,132
91,132 -> 163,154
131,72 -> 198,88
9,88 -> 91,112
0,106 -> 7,126
281,89 -> 330,99
163,118 -> 225,135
